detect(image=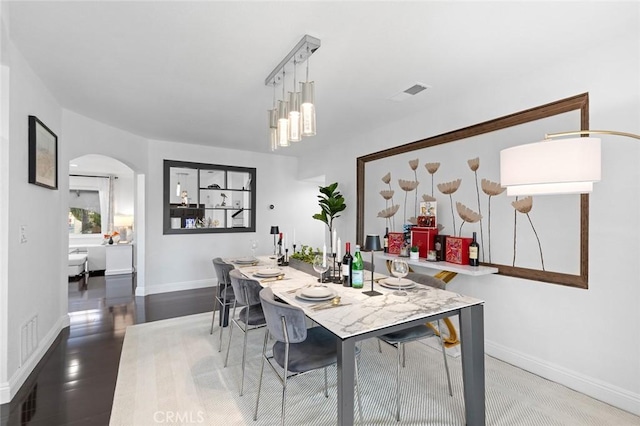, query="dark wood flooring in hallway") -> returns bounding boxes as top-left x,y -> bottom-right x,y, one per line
0,274 -> 215,426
